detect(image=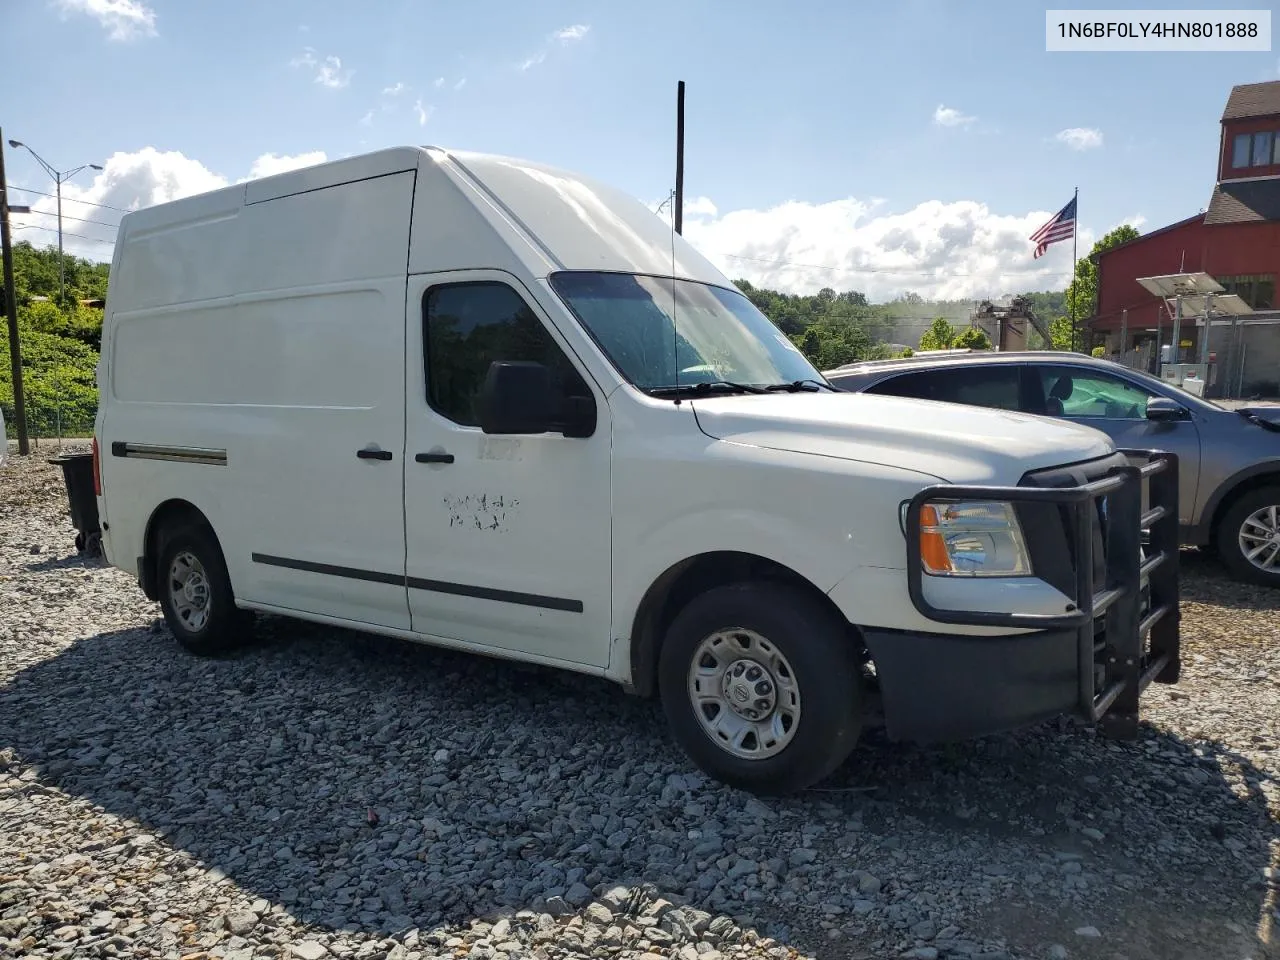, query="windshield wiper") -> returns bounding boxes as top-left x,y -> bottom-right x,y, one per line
649,380 -> 768,397
1238,408 -> 1280,432
764,379 -> 839,393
